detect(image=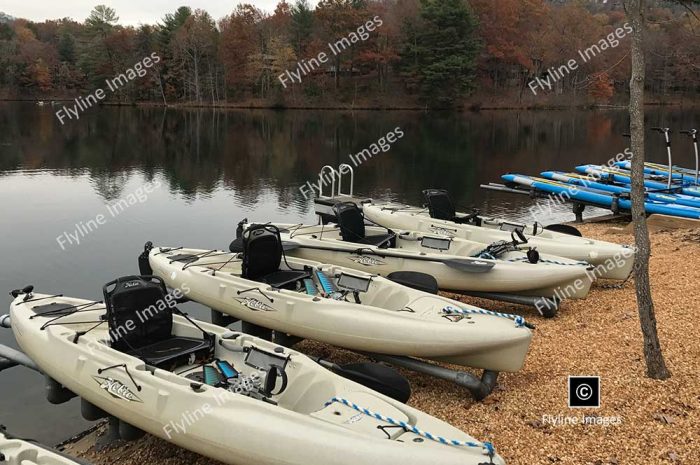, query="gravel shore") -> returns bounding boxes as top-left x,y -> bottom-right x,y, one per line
62,223 -> 700,465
